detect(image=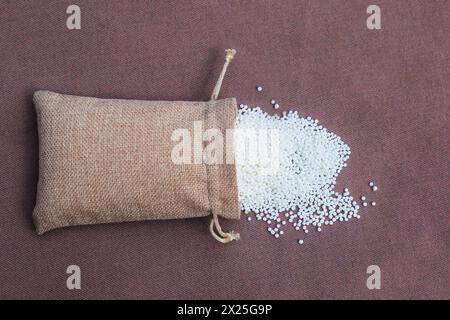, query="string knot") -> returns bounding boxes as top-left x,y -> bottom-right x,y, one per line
210,213 -> 240,244
225,49 -> 236,63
